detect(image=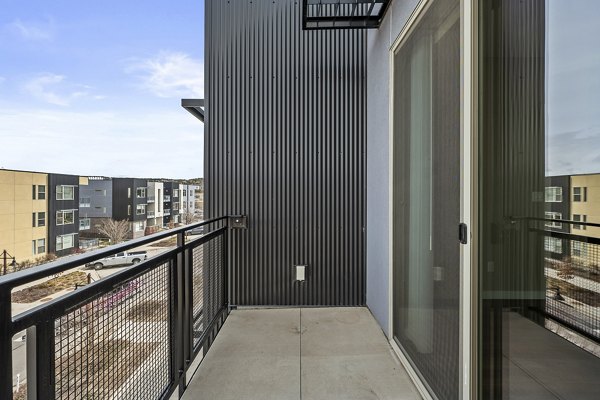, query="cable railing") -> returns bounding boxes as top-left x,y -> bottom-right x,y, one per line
0,216 -> 231,400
